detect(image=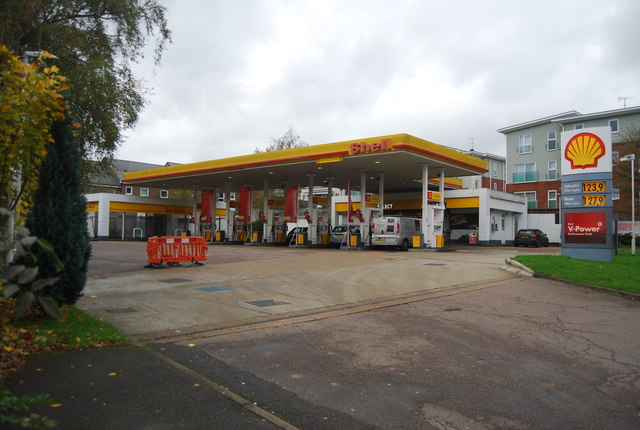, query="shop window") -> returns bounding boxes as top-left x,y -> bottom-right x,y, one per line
125,186 -> 133,195
160,190 -> 169,199
140,188 -> 149,197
